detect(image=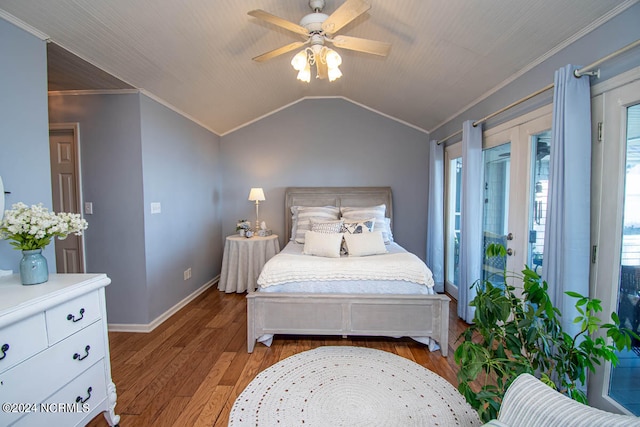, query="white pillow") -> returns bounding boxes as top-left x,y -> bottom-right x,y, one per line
340,204 -> 393,243
302,231 -> 343,258
343,231 -> 388,257
291,206 -> 340,243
